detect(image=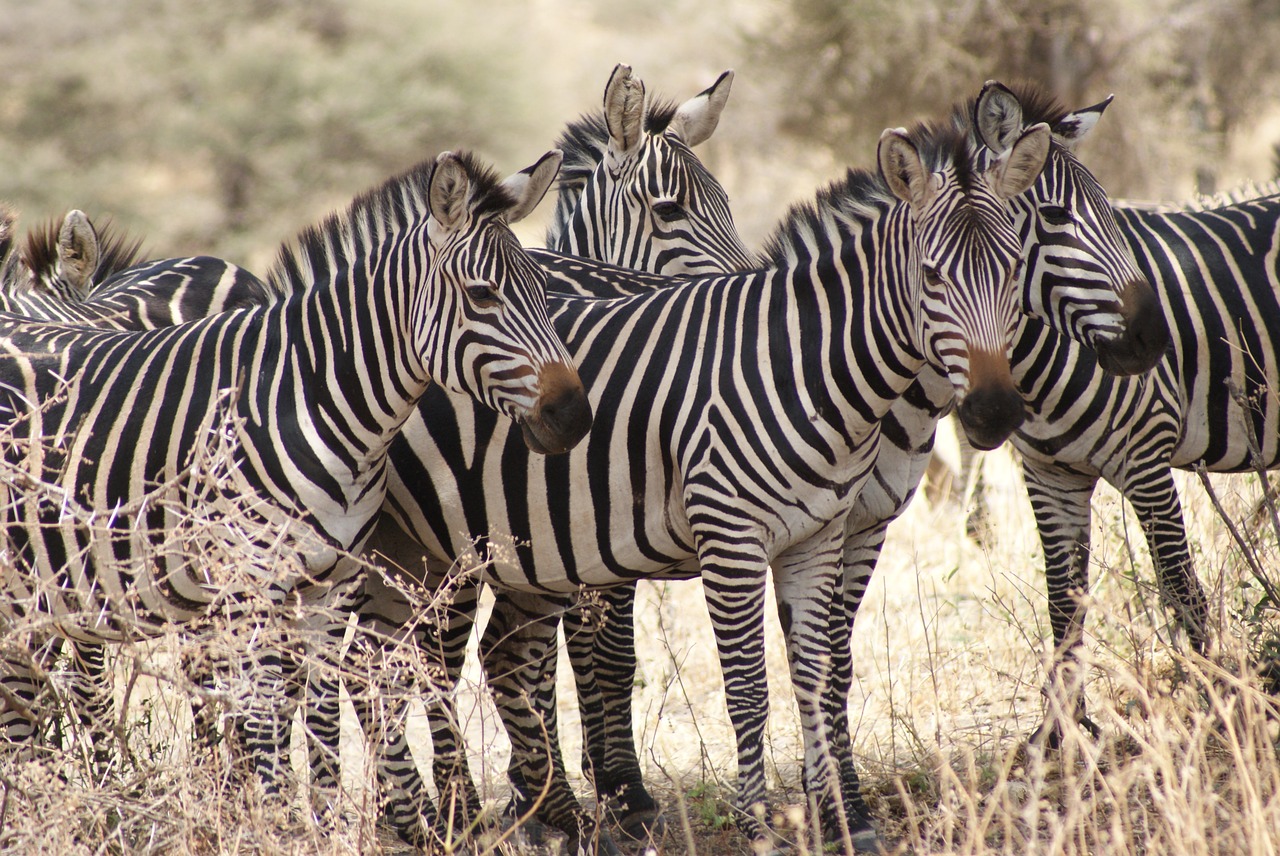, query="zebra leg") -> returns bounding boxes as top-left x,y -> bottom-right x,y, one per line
1022,461 -> 1100,746
233,627 -> 291,793
344,566 -> 444,847
771,532 -> 884,853
300,609 -> 349,825
1118,466 -> 1209,652
482,589 -> 621,856
565,584 -> 662,840
0,640 -> 49,760
65,641 -> 115,782
419,578 -> 484,833
823,520 -> 892,840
